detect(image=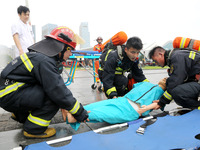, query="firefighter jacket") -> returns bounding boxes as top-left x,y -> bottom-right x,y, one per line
0,52 -> 88,122
158,49 -> 200,107
99,47 -> 147,98
93,43 -> 102,52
